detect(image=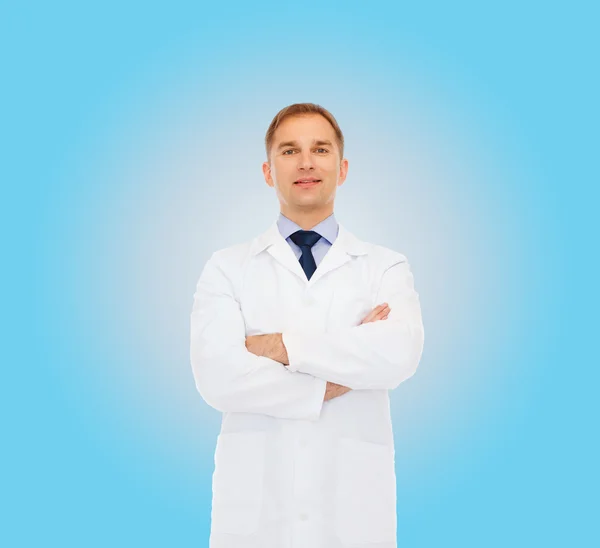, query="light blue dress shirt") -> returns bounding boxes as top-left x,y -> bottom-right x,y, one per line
276,212 -> 338,267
